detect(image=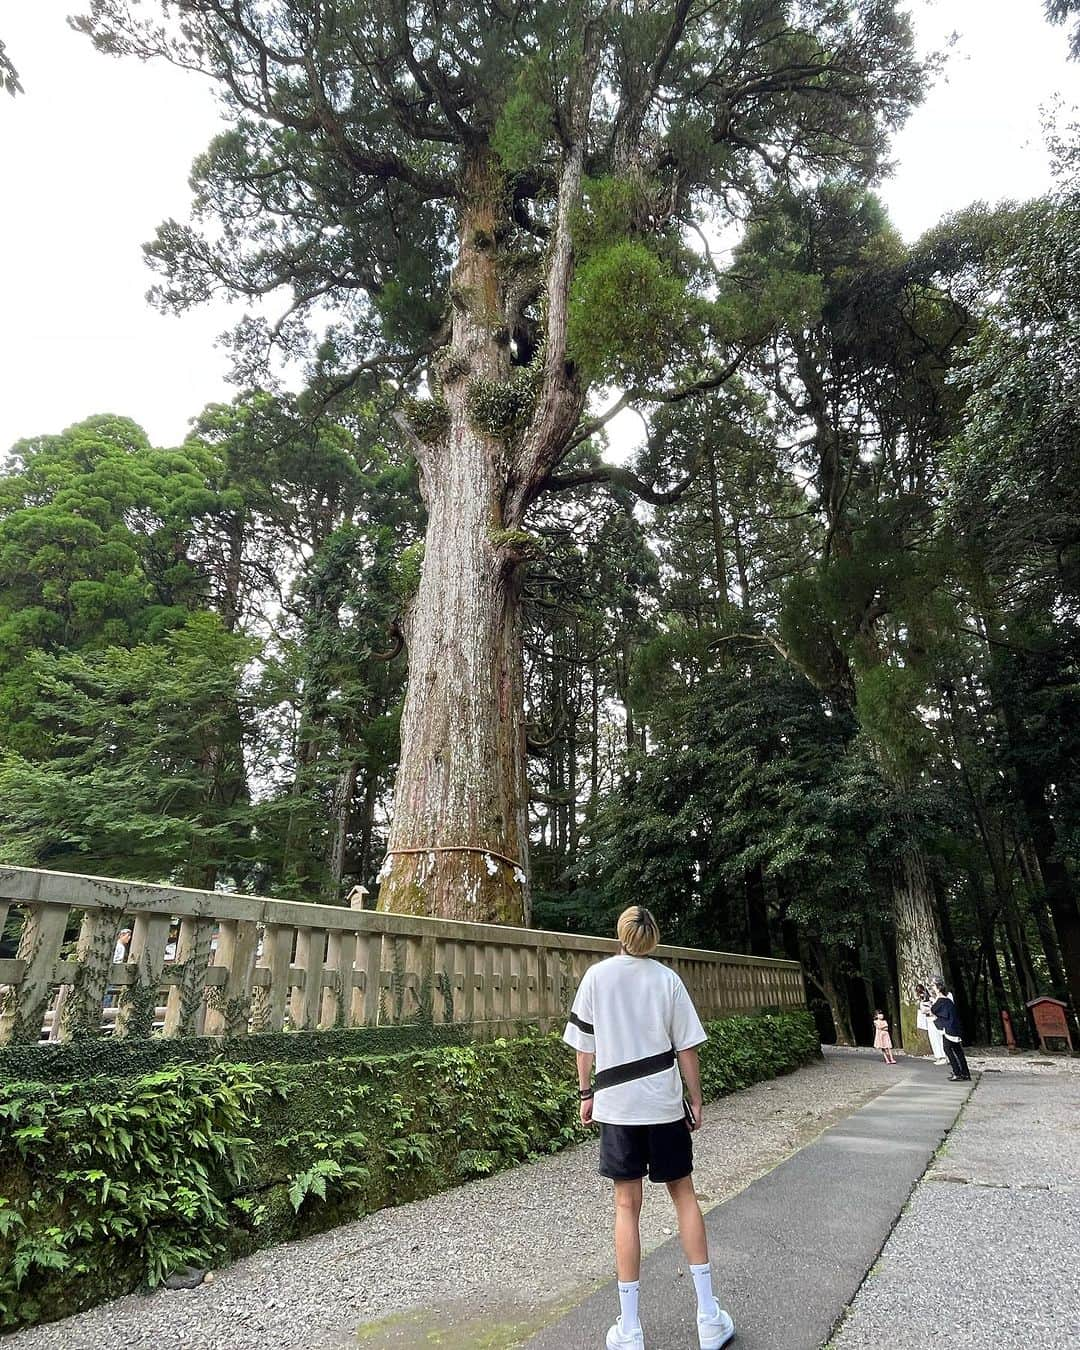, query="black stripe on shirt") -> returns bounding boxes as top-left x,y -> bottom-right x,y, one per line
568,1011 -> 595,1036
593,1048 -> 676,1093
